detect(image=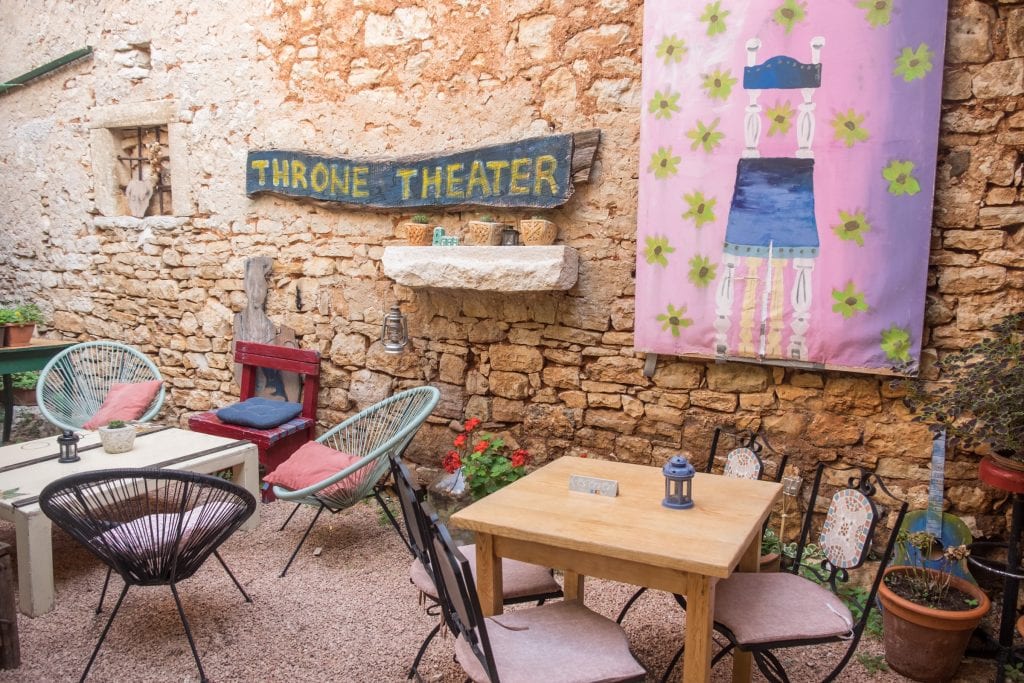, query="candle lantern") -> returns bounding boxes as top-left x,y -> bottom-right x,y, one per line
381,303 -> 409,354
500,226 -> 520,246
57,430 -> 81,464
662,455 -> 695,509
